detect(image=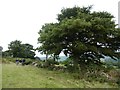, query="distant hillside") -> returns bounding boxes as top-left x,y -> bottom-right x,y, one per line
39,56 -> 68,61
39,57 -> 46,60
102,56 -> 119,64
39,56 -> 119,64
58,56 -> 68,61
